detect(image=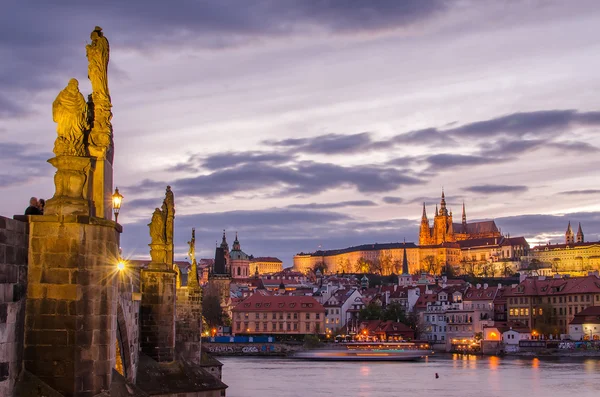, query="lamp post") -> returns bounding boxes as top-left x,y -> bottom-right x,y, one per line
112,187 -> 124,223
